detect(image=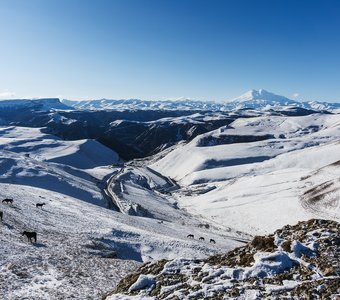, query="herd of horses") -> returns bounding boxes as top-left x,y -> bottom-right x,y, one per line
2,197 -> 218,246
187,234 -> 216,244
1,198 -> 46,243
